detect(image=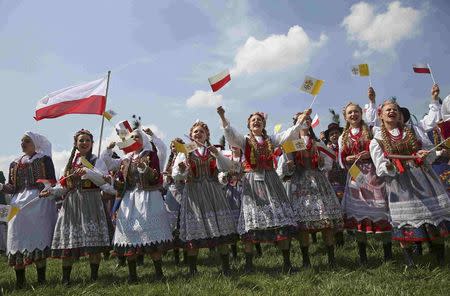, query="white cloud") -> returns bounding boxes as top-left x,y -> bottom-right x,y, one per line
232,25 -> 327,76
342,1 -> 423,56
186,90 -> 223,108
